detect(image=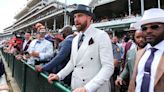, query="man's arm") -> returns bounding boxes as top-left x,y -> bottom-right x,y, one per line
57,52 -> 74,80
120,51 -> 130,80
43,40 -> 72,71
120,62 -> 129,80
